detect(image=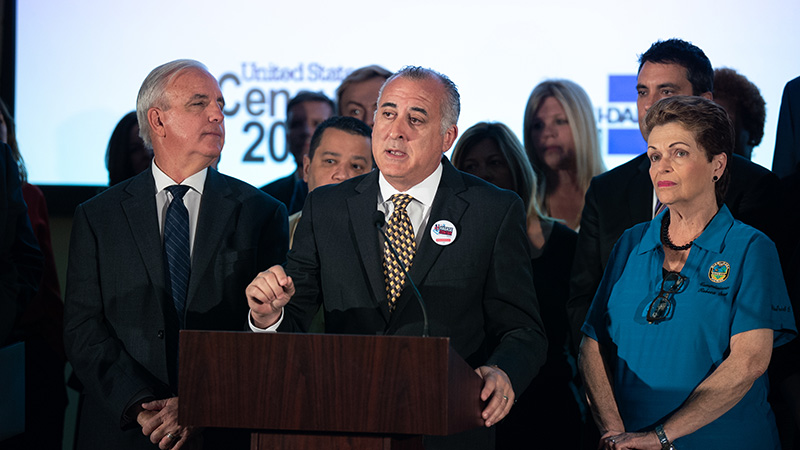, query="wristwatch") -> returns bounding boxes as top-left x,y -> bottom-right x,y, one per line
654,424 -> 675,449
